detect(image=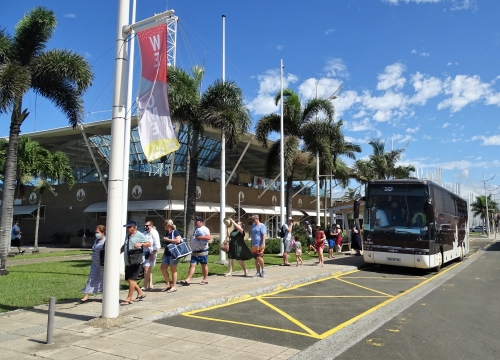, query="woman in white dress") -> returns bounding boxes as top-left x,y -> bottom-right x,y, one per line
80,225 -> 106,303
